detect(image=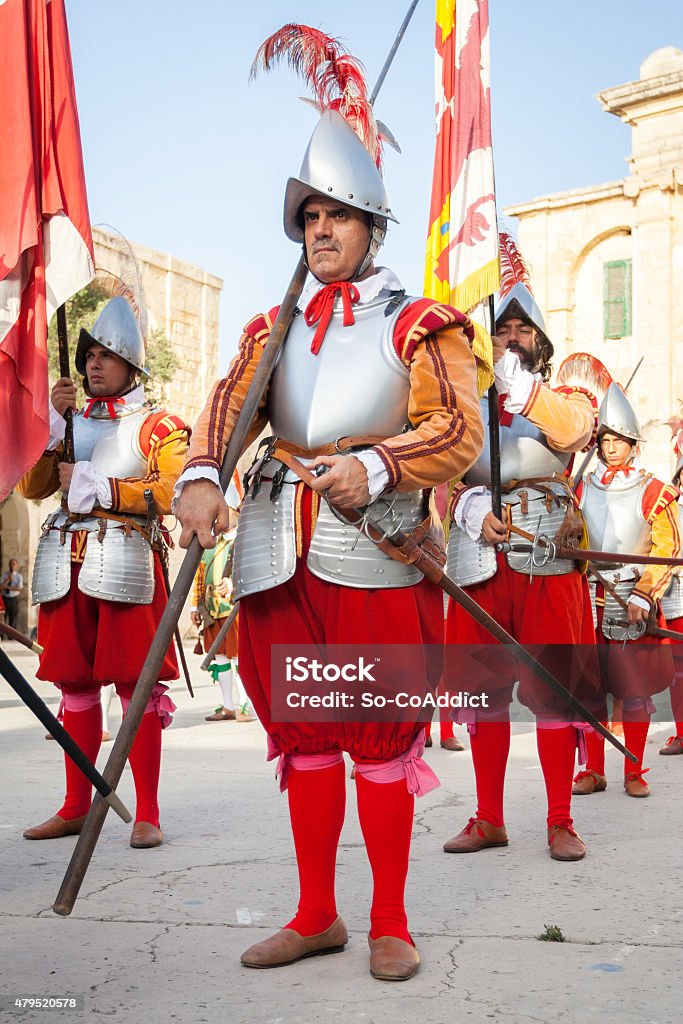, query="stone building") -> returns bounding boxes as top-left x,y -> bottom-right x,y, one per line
0,233 -> 222,634
505,46 -> 683,480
